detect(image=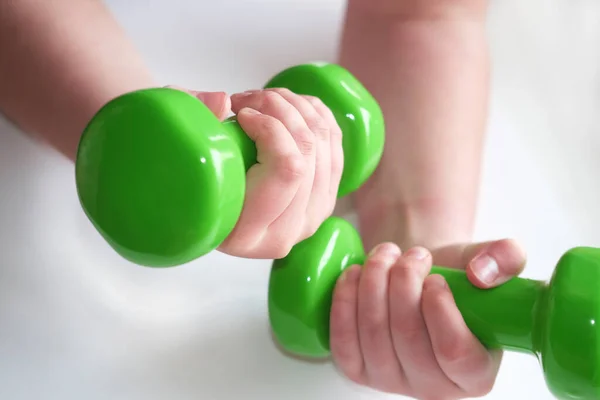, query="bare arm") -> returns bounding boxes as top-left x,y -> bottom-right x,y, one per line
339,0 -> 490,252
0,0 -> 155,160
